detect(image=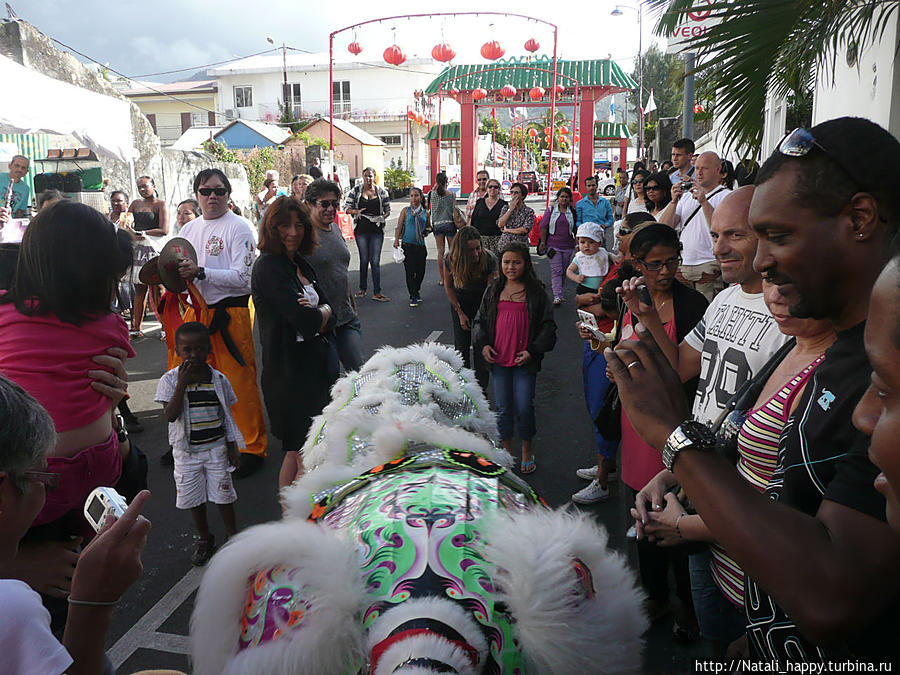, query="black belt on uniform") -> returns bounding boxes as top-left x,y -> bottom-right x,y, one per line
207,295 -> 250,367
